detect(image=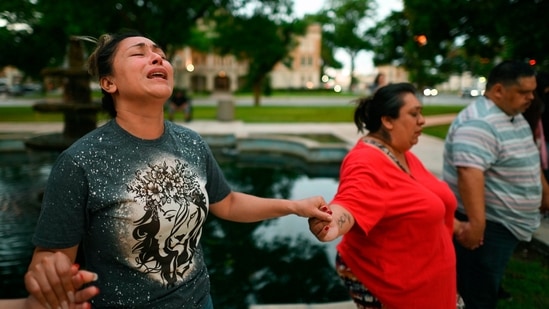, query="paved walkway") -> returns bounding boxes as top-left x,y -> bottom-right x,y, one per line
0,114 -> 547,309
